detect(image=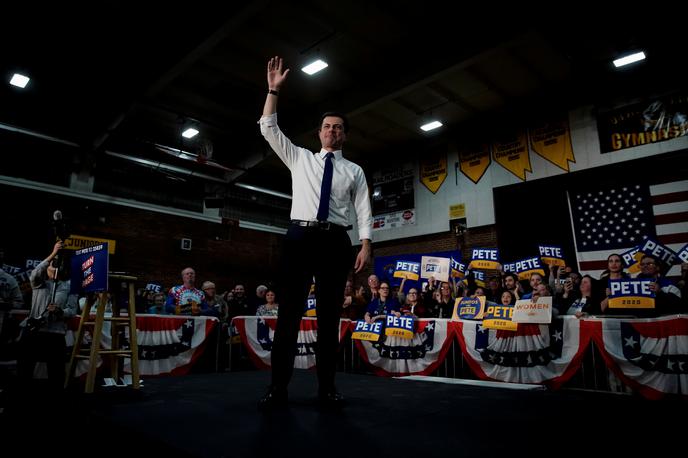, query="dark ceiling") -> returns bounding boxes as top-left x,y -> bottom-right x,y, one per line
2,3 -> 685,217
